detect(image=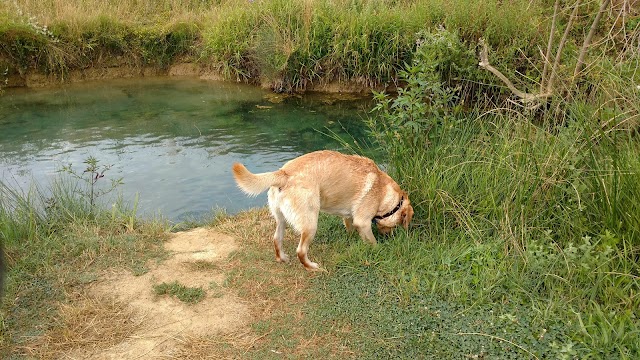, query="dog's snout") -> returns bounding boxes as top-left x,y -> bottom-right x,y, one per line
377,225 -> 394,235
